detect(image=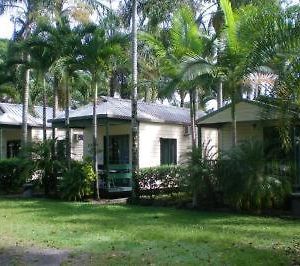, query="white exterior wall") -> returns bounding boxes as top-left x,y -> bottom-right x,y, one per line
0,127 -> 83,160
139,122 -> 192,168
83,121 -> 192,168
200,128 -> 219,159
219,122 -> 264,152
